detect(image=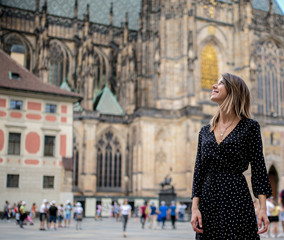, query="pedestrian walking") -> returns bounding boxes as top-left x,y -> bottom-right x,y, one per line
95,203 -> 102,221
140,201 -> 147,229
19,201 -> 27,229
75,202 -> 83,230
159,201 -> 168,229
1,201 -> 10,222
113,202 -> 120,221
149,202 -> 157,229
119,199 -> 132,238
48,201 -> 57,230
191,73 -> 272,239
169,201 -> 177,229
270,198 -> 281,238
